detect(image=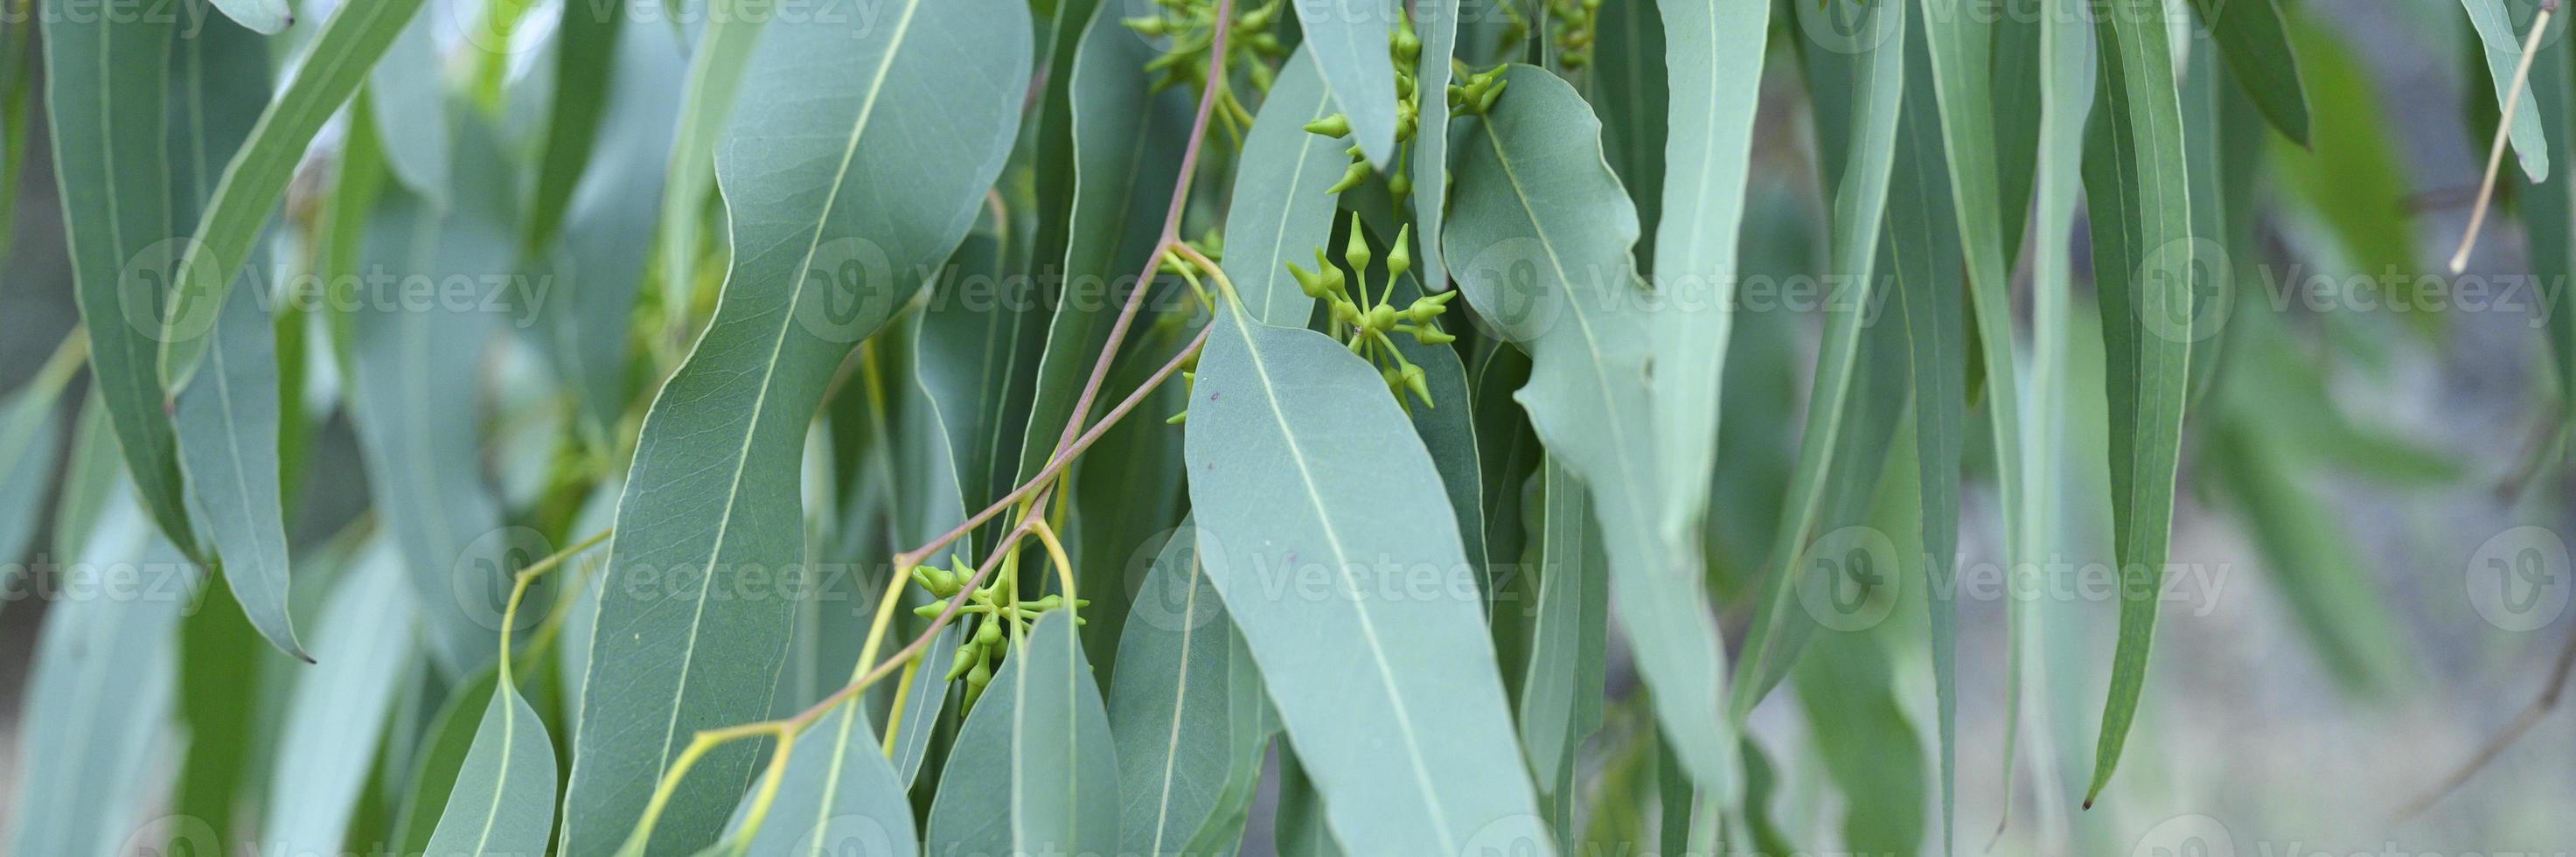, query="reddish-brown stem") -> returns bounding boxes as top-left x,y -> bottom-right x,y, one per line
895,323 -> 1212,569
1041,0 -> 1236,463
